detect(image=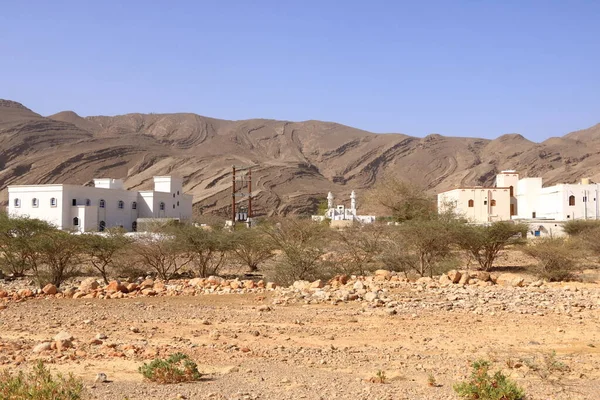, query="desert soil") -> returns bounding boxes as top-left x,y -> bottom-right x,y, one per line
1,277 -> 600,400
